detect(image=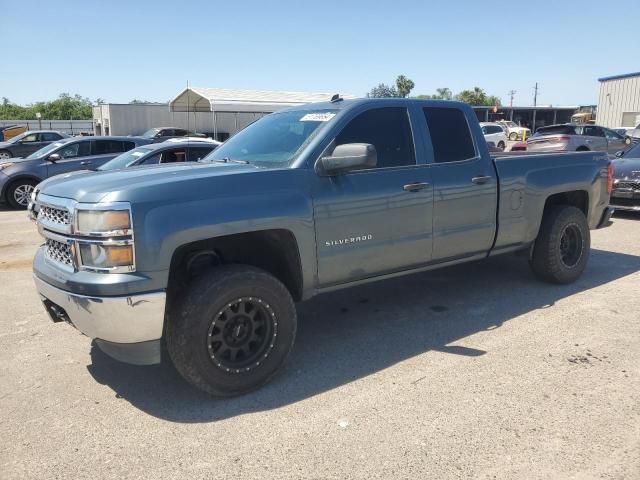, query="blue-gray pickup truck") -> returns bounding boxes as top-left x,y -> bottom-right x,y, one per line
30,98 -> 614,396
